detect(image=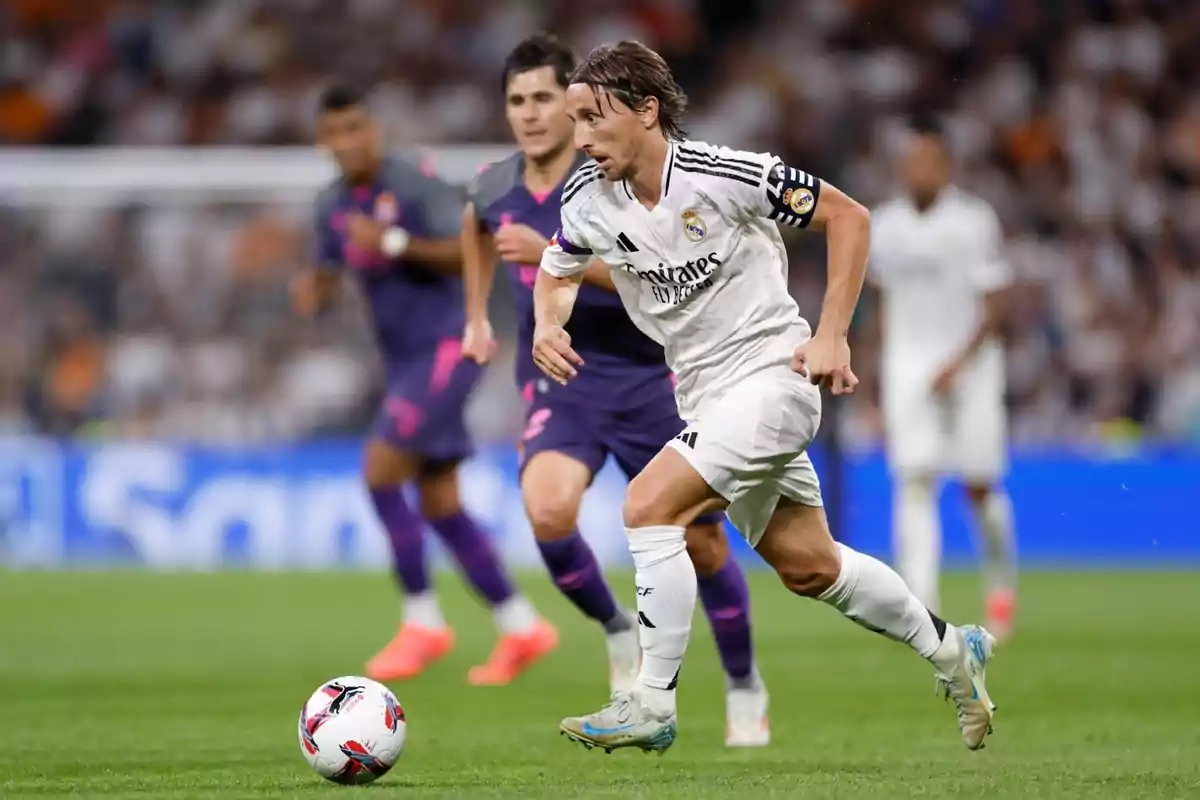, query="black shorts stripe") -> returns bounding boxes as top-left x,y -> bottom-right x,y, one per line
674,163 -> 759,188
562,172 -> 603,206
674,151 -> 760,179
677,146 -> 762,170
